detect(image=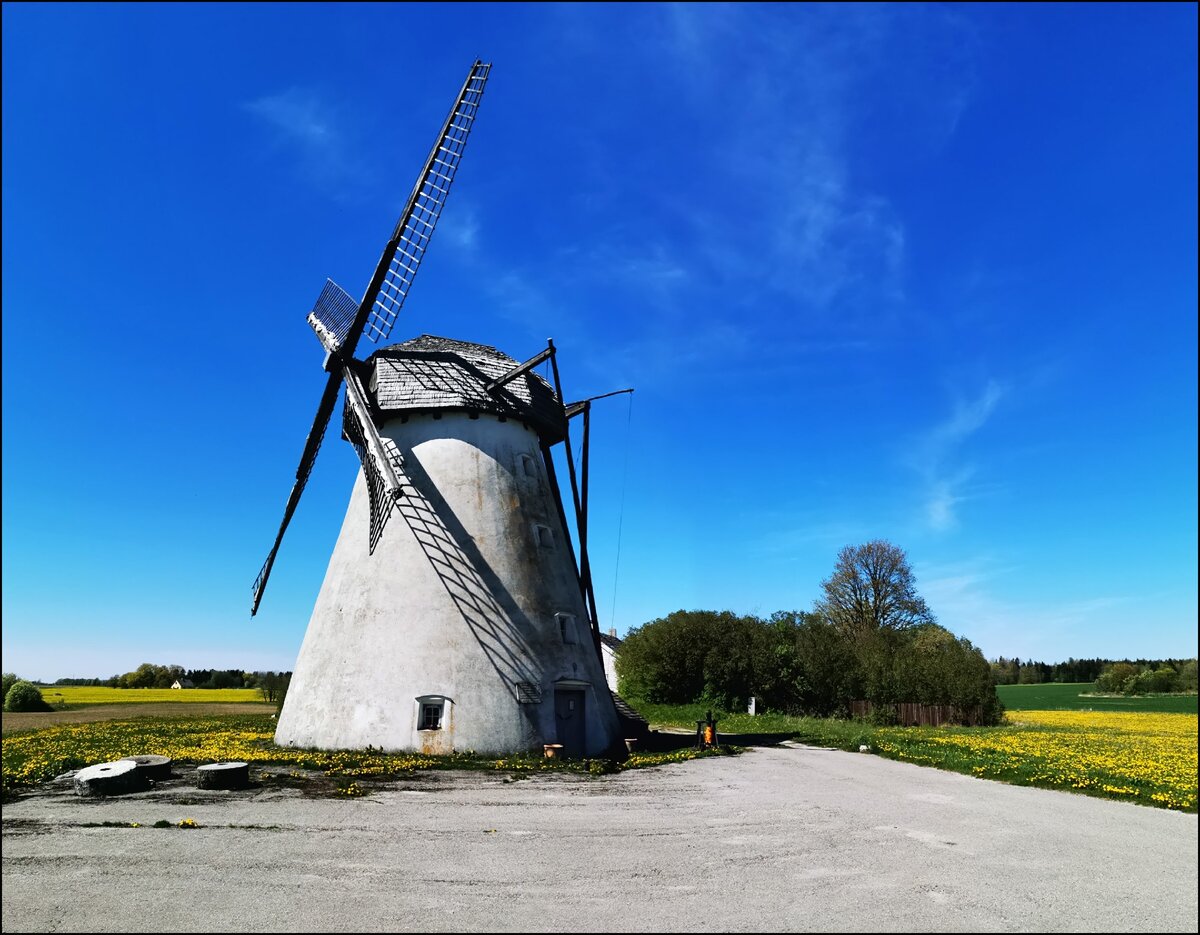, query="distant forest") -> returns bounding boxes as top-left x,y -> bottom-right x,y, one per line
51,663 -> 290,690
989,657 -> 1197,686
